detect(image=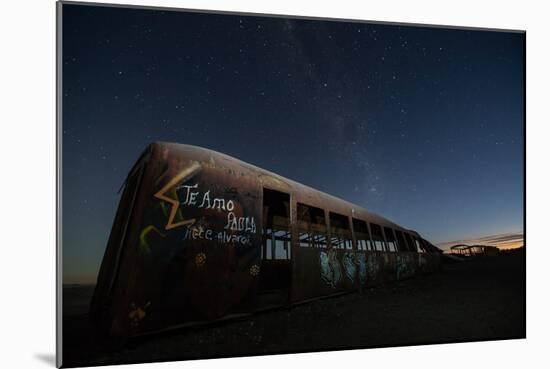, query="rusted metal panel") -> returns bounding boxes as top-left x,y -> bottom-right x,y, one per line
91,142 -> 441,338
92,143 -> 263,337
